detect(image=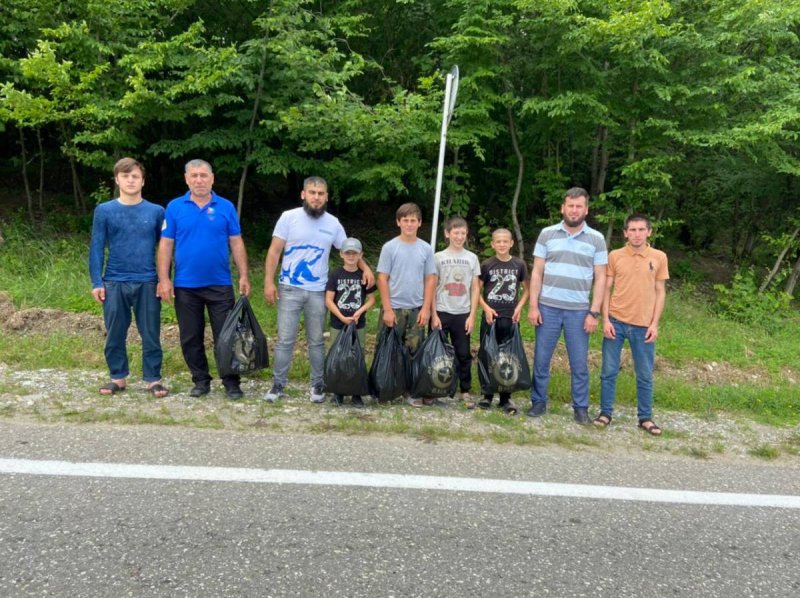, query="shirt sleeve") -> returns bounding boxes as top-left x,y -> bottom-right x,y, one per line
377,243 -> 392,274
326,270 -> 338,292
226,202 -> 242,237
333,221 -> 347,251
424,246 -> 437,276
272,211 -> 290,241
161,202 -> 177,240
88,206 -> 107,288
